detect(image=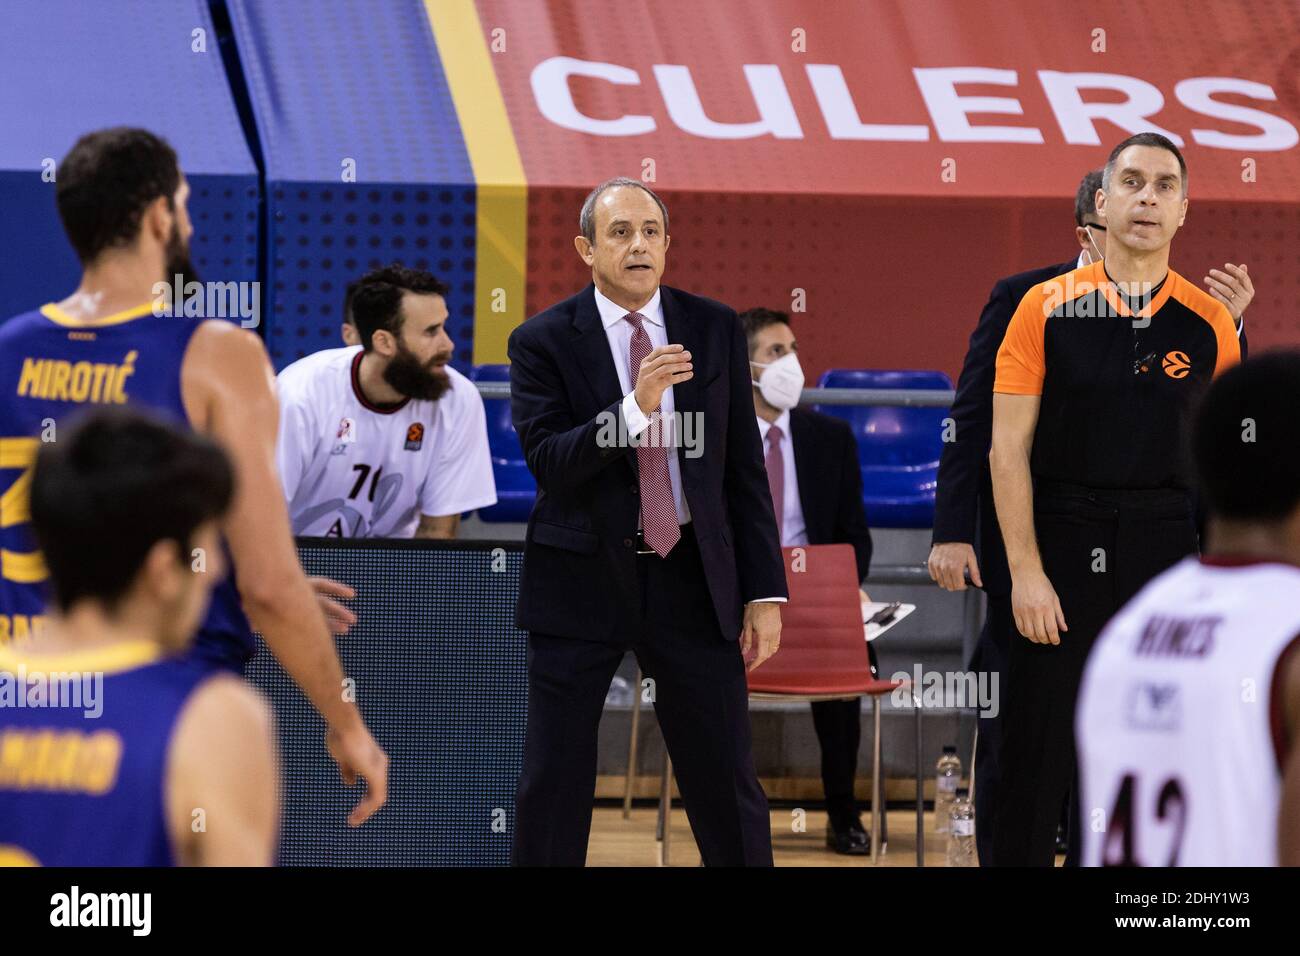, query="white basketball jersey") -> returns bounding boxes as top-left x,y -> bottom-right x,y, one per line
1077,556 -> 1300,866
275,346 -> 496,537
